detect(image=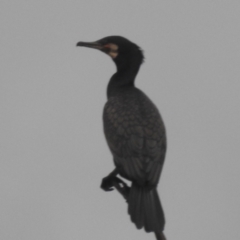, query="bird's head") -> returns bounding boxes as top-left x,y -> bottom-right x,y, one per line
76,36 -> 144,69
